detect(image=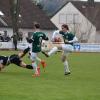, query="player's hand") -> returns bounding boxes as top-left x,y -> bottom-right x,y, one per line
45,37 -> 49,41
59,31 -> 64,34
26,37 -> 33,43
